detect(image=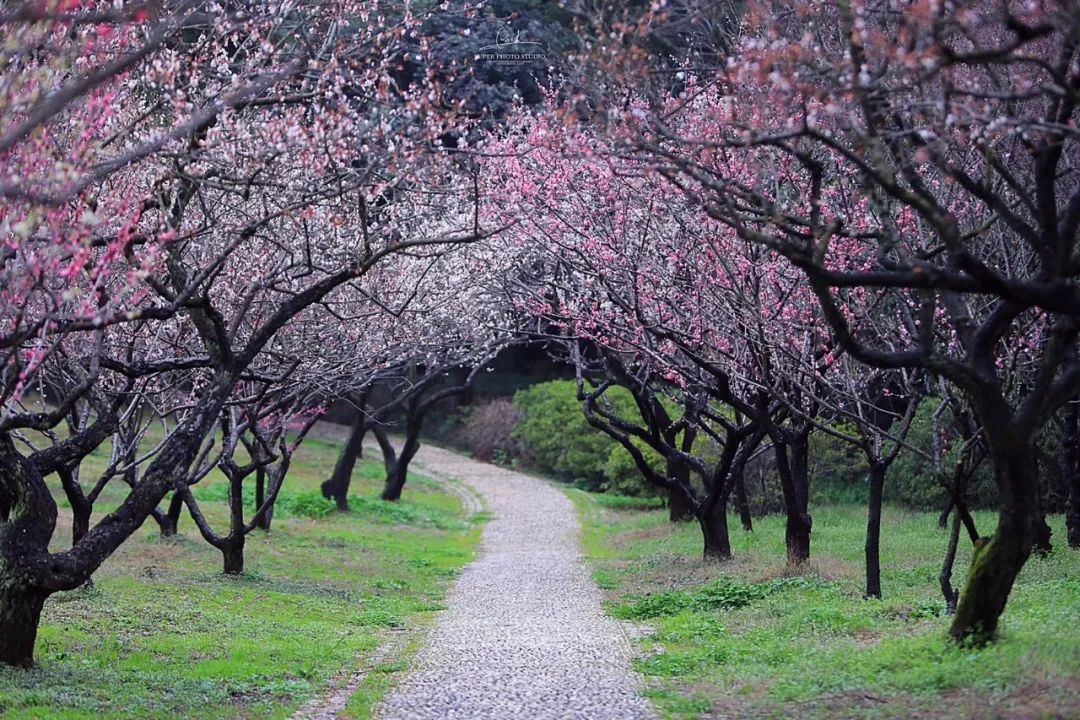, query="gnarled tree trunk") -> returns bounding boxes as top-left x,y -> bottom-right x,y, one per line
0,433 -> 61,667
372,425 -> 396,477
940,508 -> 963,614
382,439 -> 419,502
382,412 -> 422,502
159,493 -> 183,537
253,467 -> 272,531
950,438 -> 1040,643
222,537 -> 245,575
